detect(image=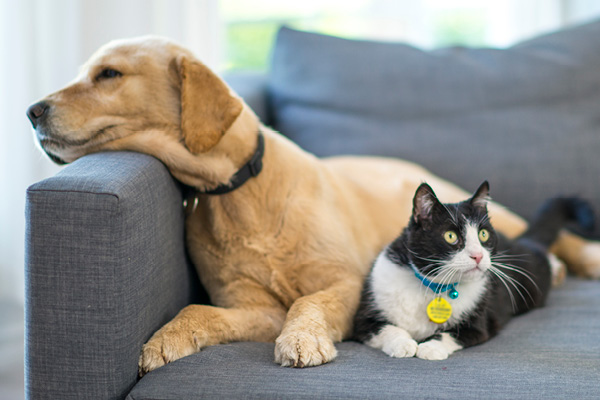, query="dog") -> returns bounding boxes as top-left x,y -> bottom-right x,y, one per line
27,36 -> 600,375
